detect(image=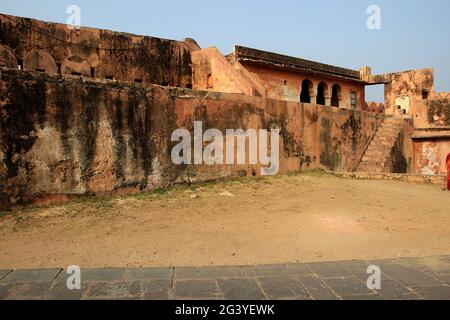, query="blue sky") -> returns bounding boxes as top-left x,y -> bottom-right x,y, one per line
1,0 -> 449,101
